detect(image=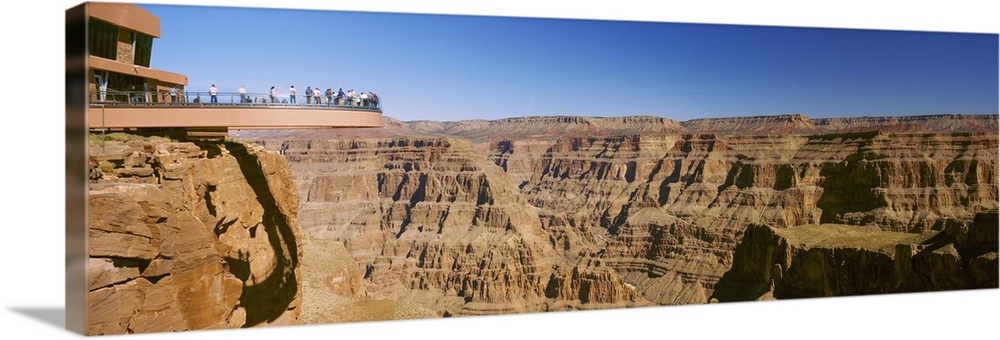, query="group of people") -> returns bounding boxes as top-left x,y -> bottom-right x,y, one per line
230,84 -> 379,109
134,84 -> 381,108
